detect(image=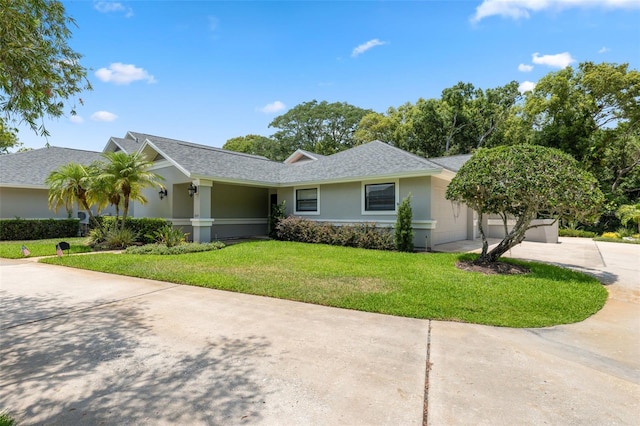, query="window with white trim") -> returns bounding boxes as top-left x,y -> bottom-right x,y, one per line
364,182 -> 396,212
295,187 -> 319,214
